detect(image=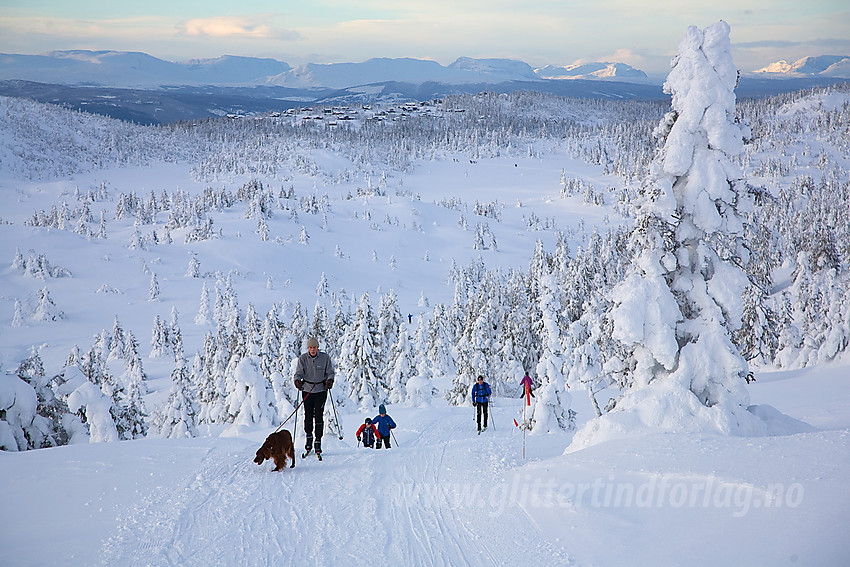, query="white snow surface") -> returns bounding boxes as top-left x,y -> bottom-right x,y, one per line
1,363 -> 848,566
1,46 -> 849,565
